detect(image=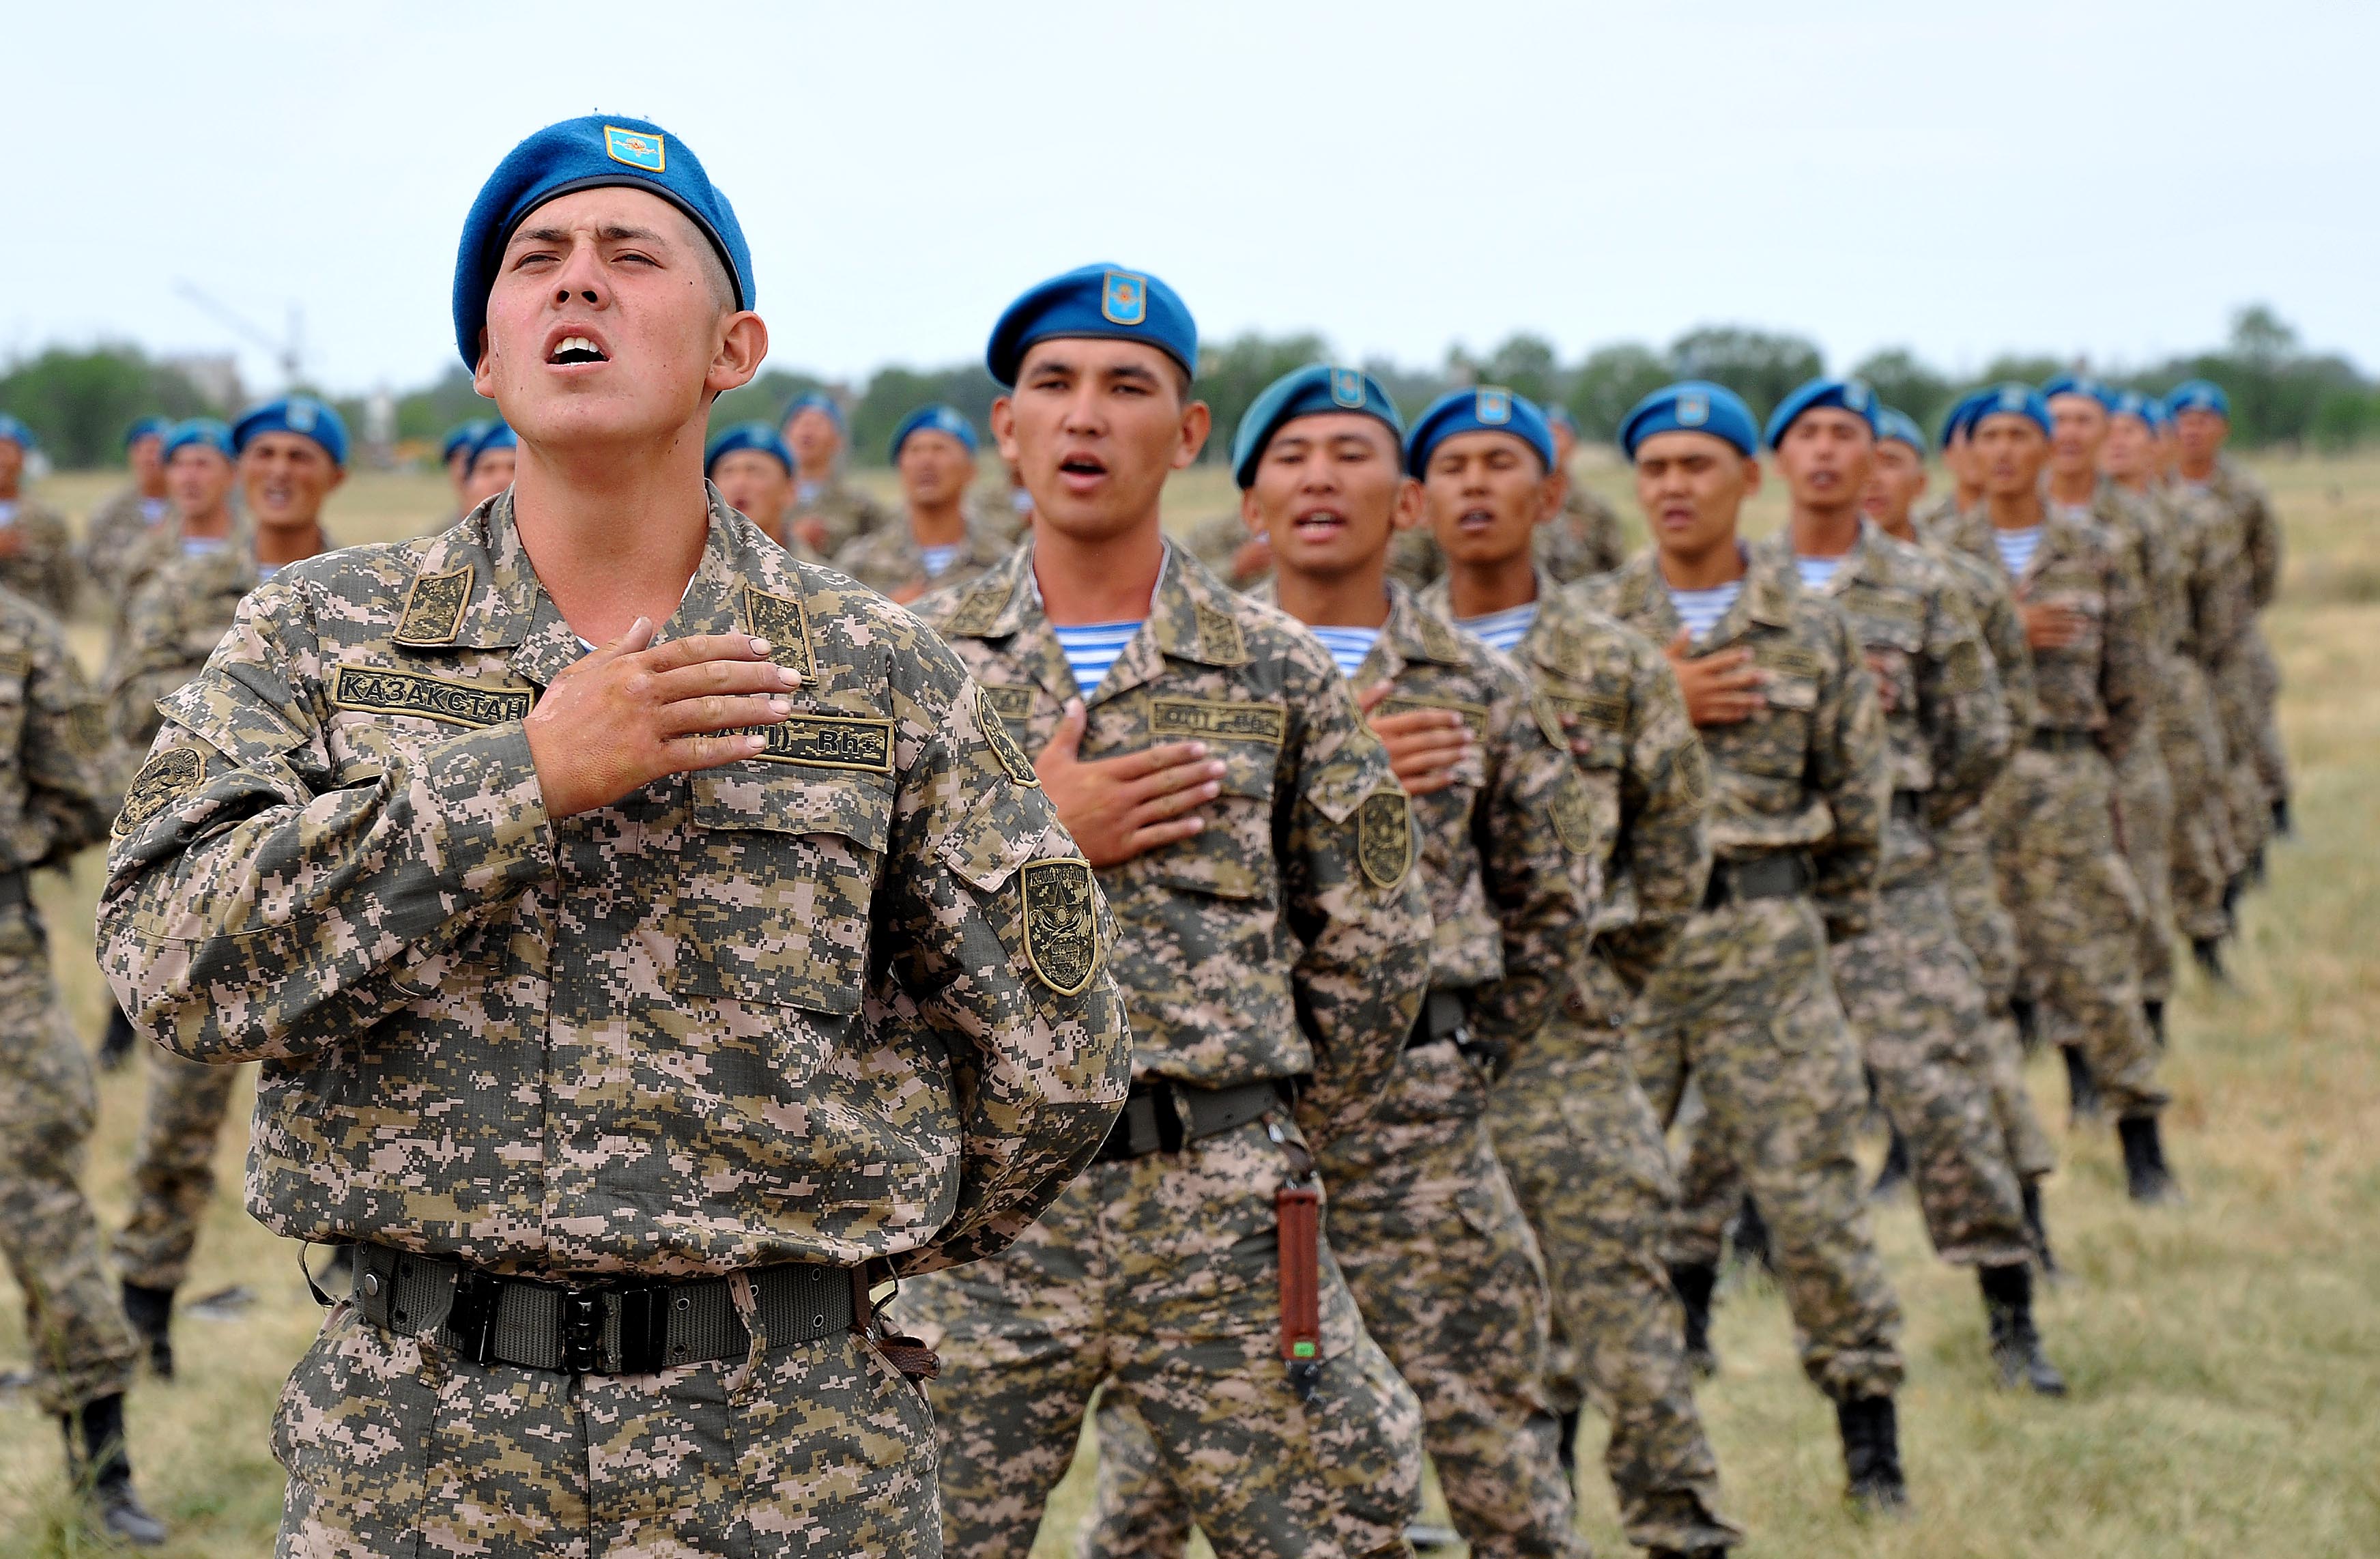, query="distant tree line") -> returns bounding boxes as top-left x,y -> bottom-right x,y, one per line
8,304 -> 2377,470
